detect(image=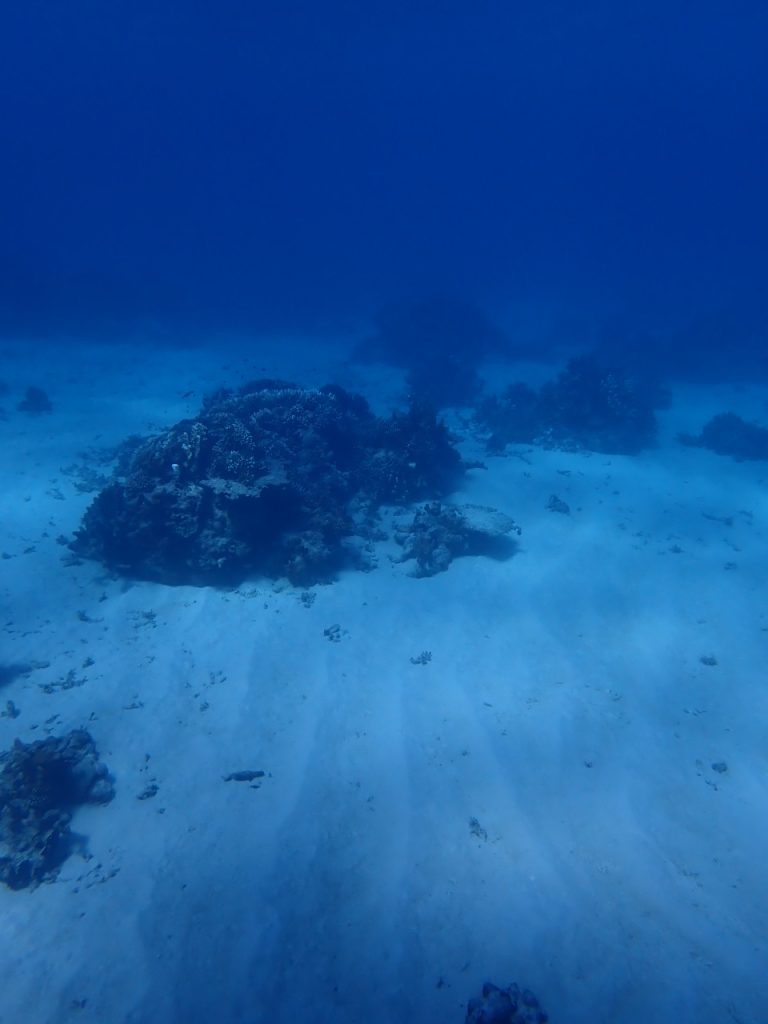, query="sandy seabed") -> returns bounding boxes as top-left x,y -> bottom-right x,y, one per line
1,337 -> 767,1024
